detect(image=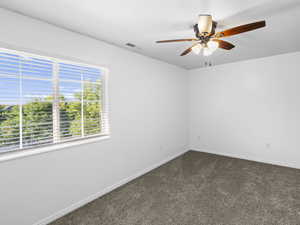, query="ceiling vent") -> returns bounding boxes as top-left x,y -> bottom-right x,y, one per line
125,43 -> 136,48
